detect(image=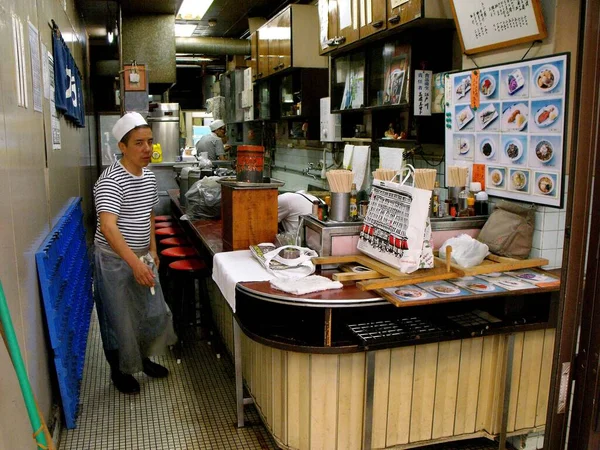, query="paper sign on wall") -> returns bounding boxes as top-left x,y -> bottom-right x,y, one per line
414,70 -> 432,116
